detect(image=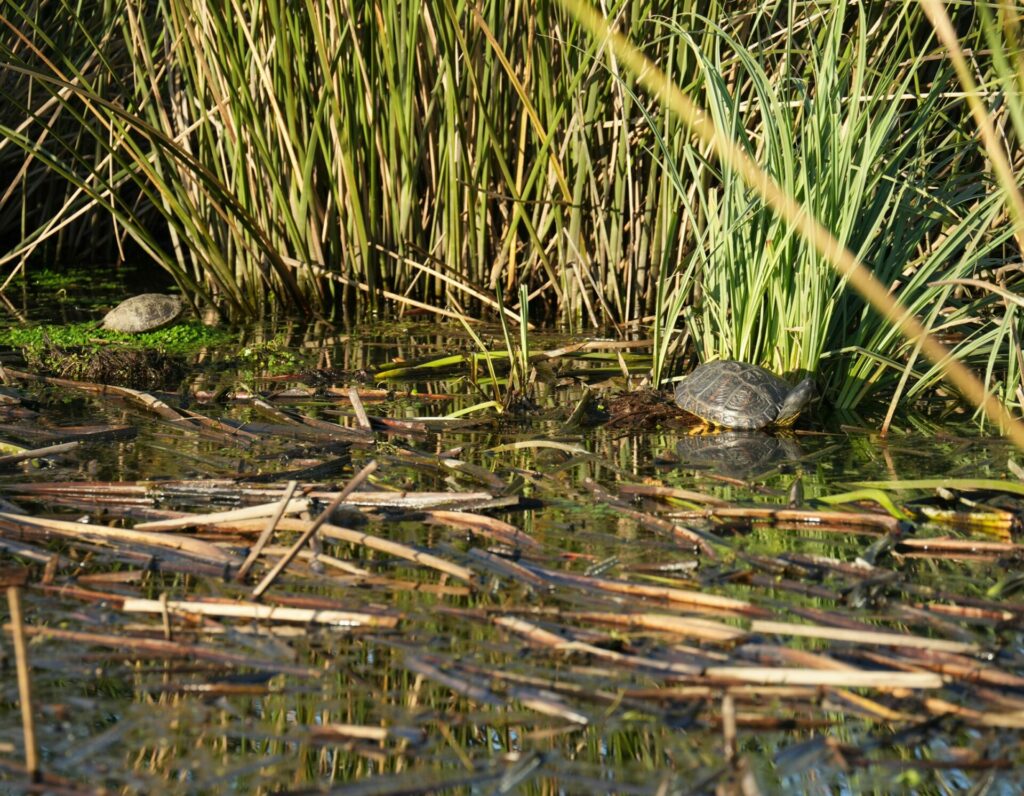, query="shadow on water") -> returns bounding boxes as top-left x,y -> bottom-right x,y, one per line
0,308 -> 1022,793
